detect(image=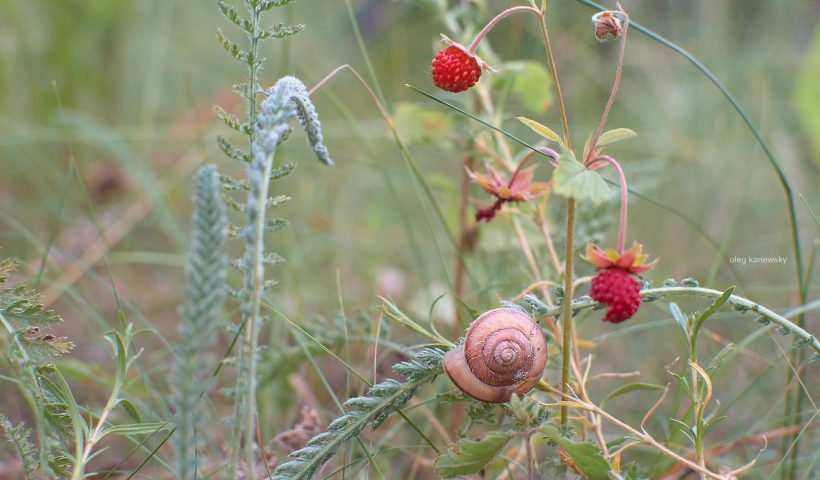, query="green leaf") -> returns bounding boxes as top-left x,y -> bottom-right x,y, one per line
552,153 -> 610,205
493,61 -> 553,114
517,116 -> 563,144
541,424 -> 611,480
794,25 -> 820,162
690,287 -> 734,347
100,422 -> 173,439
706,343 -> 735,375
600,382 -> 666,407
435,431 -> 513,478
596,128 -> 637,147
668,302 -> 688,340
